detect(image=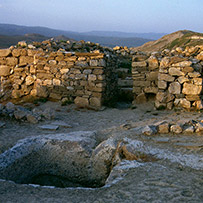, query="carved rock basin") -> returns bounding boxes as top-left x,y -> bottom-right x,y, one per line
0,131 -> 118,188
